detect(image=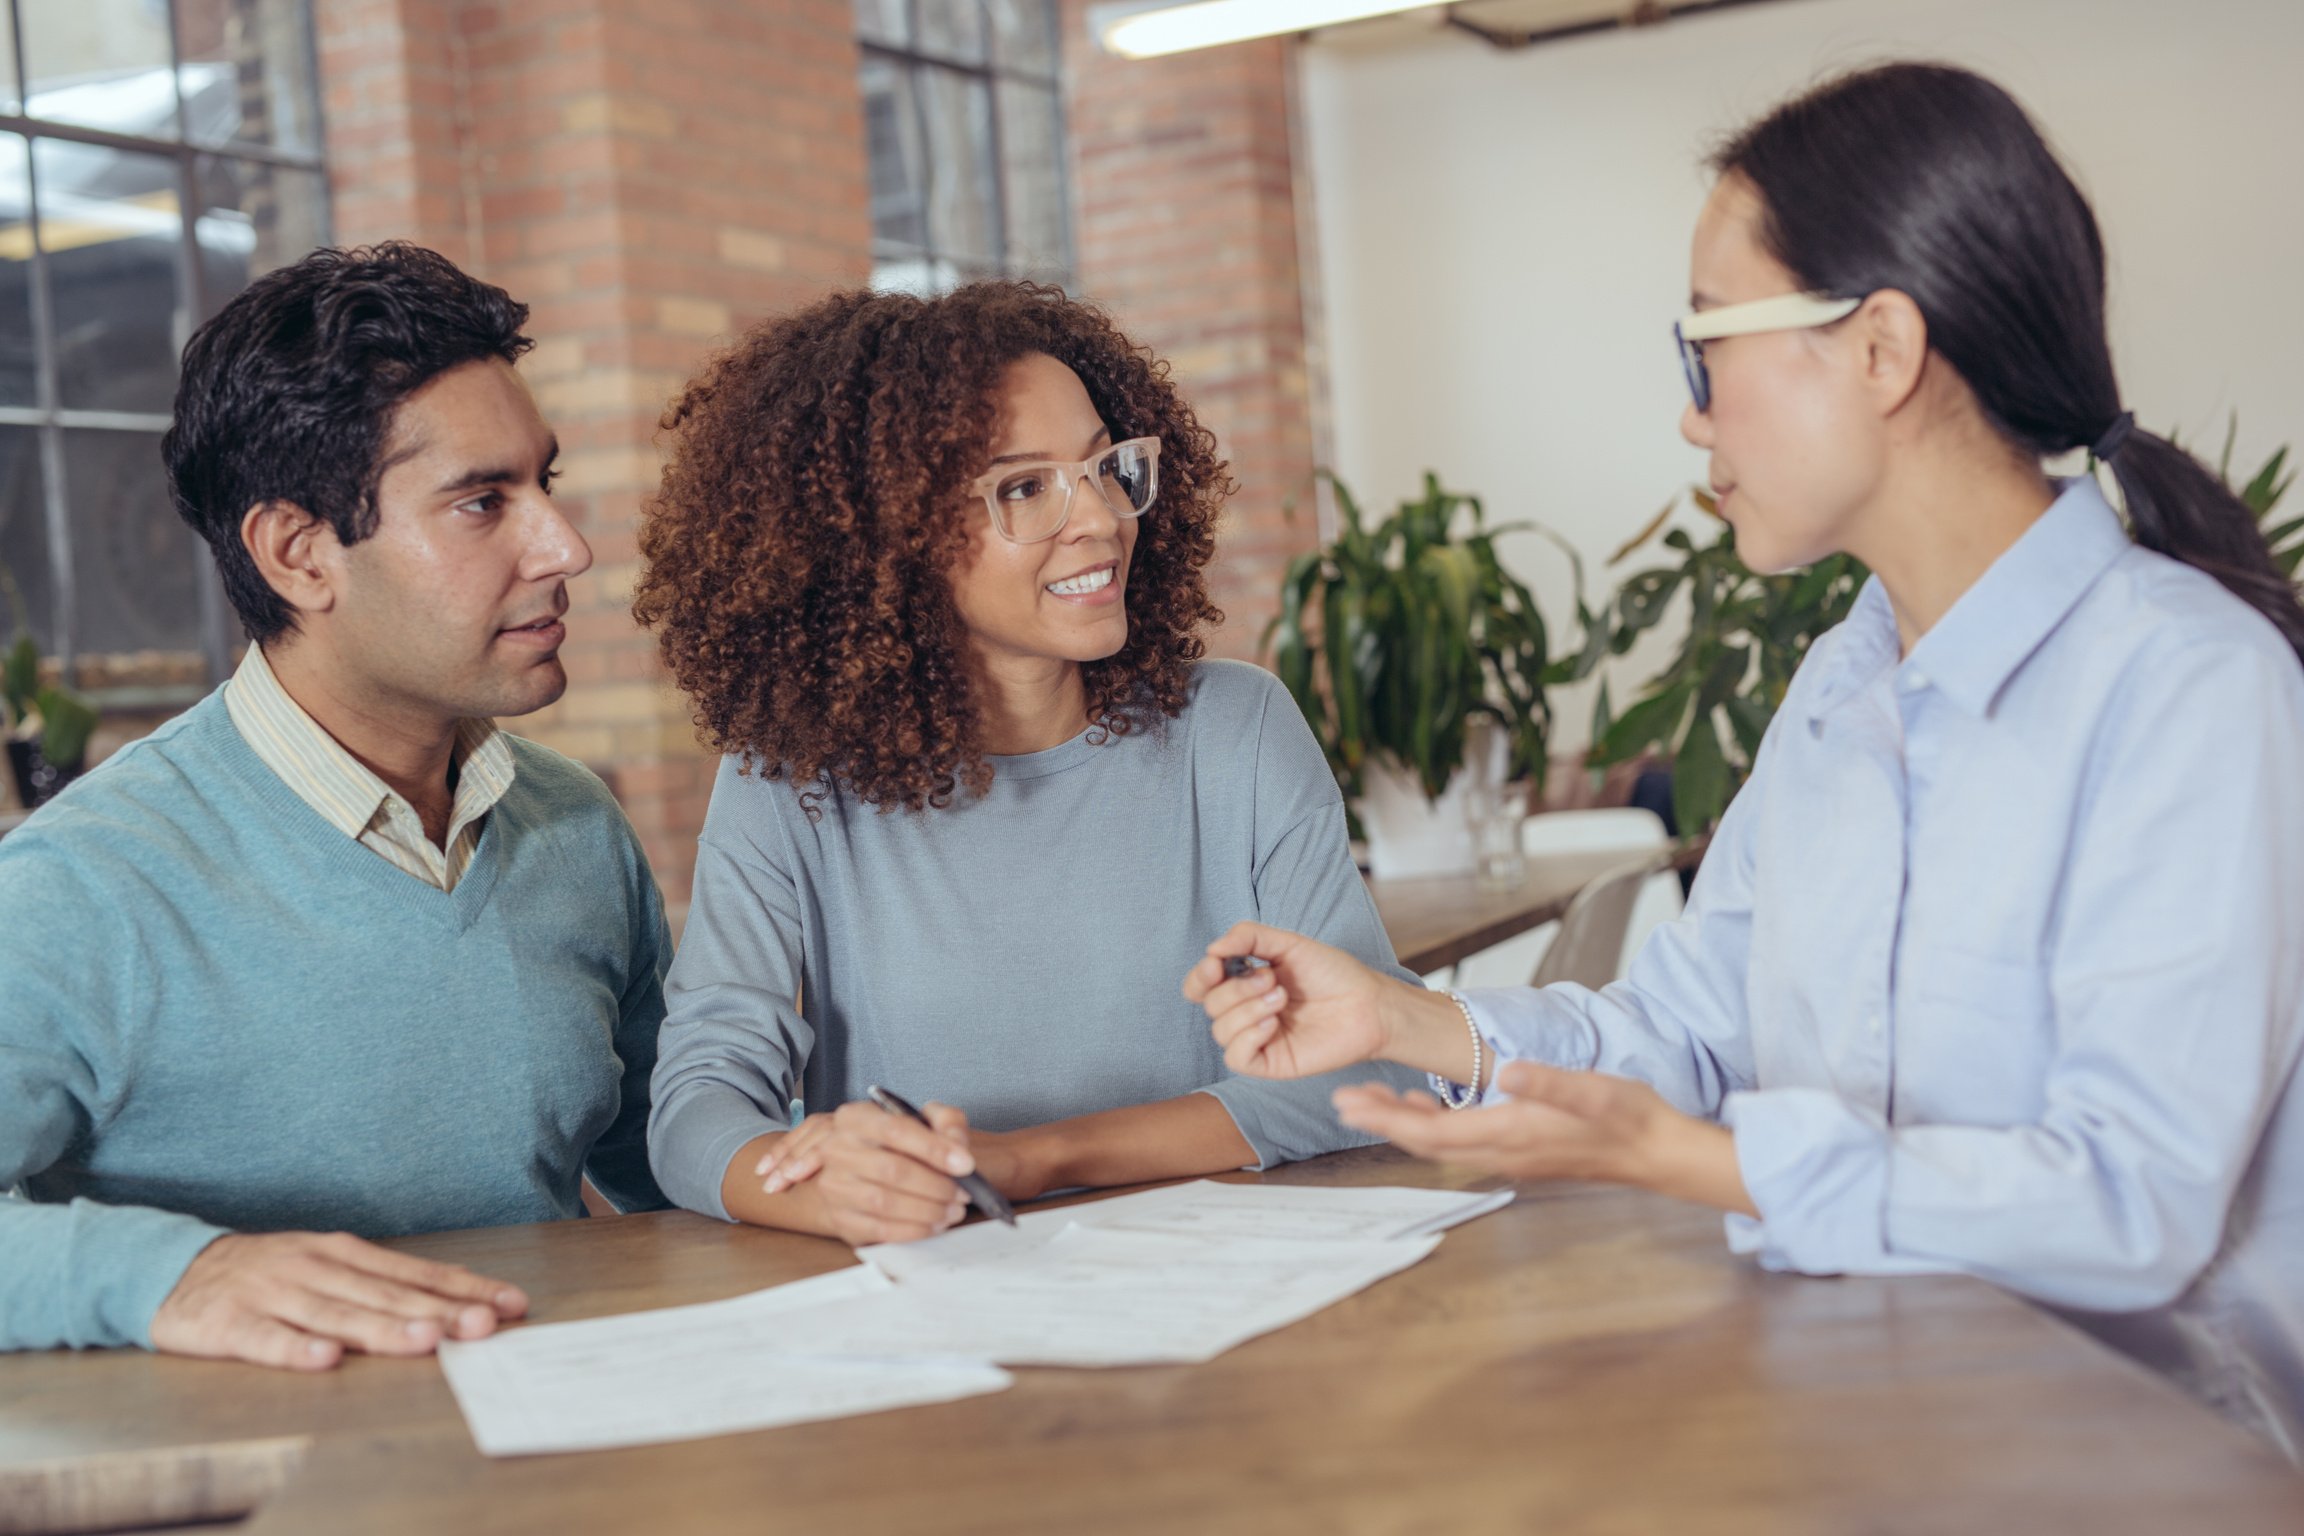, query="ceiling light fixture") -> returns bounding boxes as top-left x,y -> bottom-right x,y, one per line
1092,0 -> 1440,58
1091,0 -> 1778,60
